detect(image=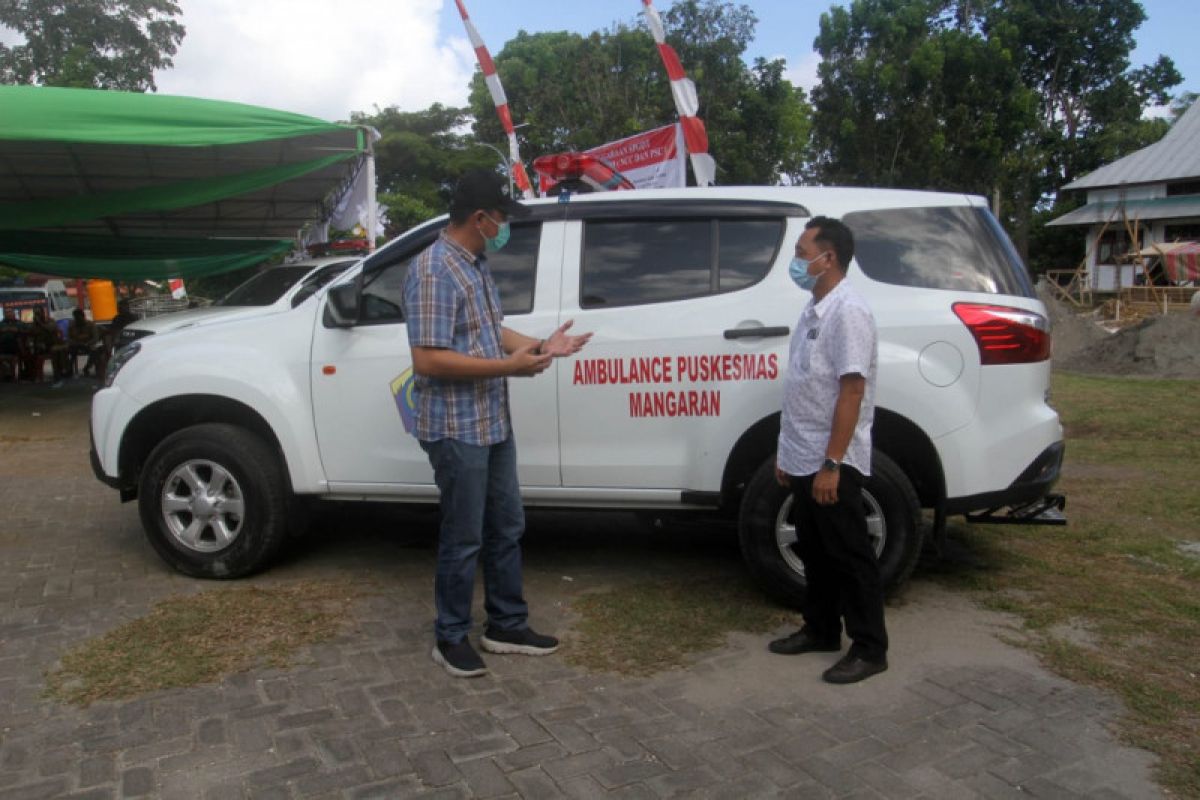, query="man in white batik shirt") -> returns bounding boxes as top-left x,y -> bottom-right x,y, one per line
769,216 -> 888,685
